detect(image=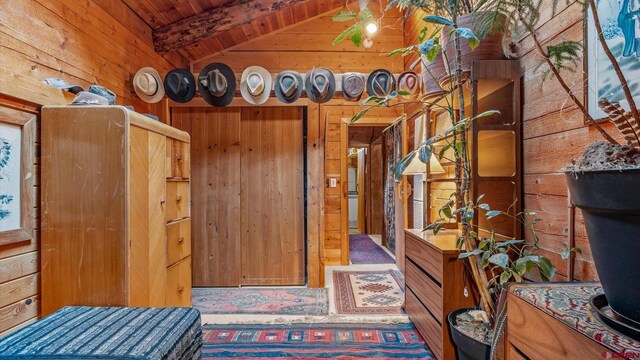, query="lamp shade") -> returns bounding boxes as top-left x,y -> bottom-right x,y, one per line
401,154 -> 445,175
